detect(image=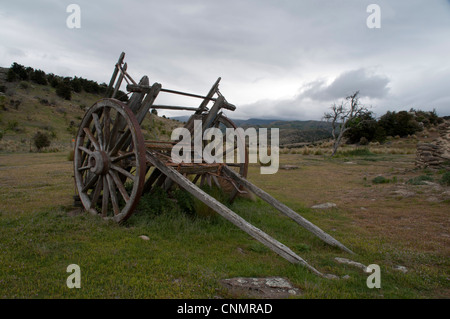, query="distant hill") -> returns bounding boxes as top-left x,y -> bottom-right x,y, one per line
0,66 -> 182,152
170,116 -> 333,146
